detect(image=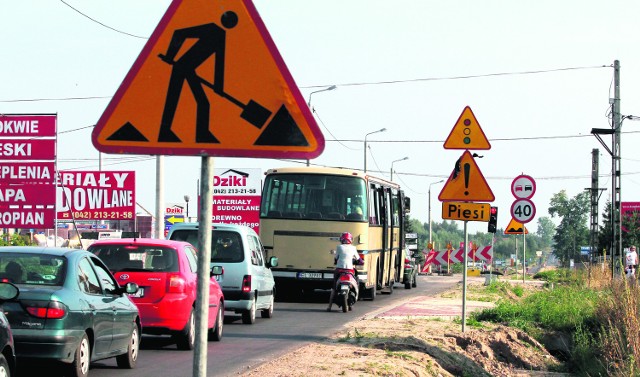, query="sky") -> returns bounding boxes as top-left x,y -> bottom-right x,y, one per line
2,0 -> 640,236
